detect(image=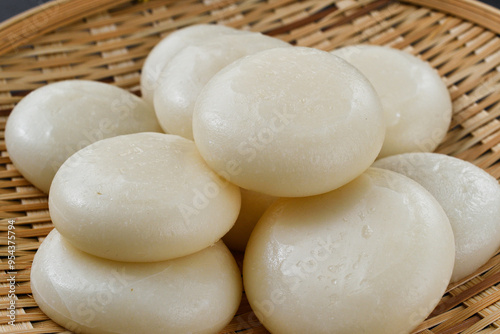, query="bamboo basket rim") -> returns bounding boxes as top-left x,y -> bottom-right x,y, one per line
1,0 -> 500,333
1,0 -> 500,58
